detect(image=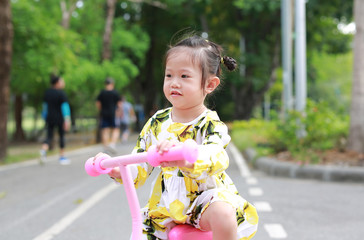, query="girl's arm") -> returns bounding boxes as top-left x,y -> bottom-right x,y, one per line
179,120 -> 231,180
